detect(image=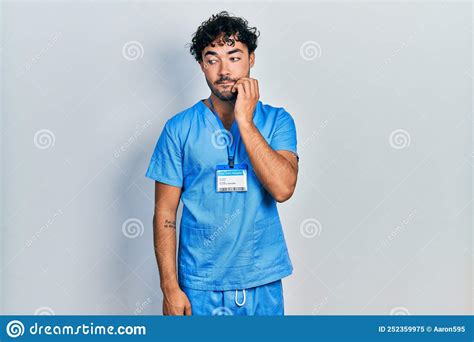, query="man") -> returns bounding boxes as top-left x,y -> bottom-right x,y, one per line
146,11 -> 299,316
